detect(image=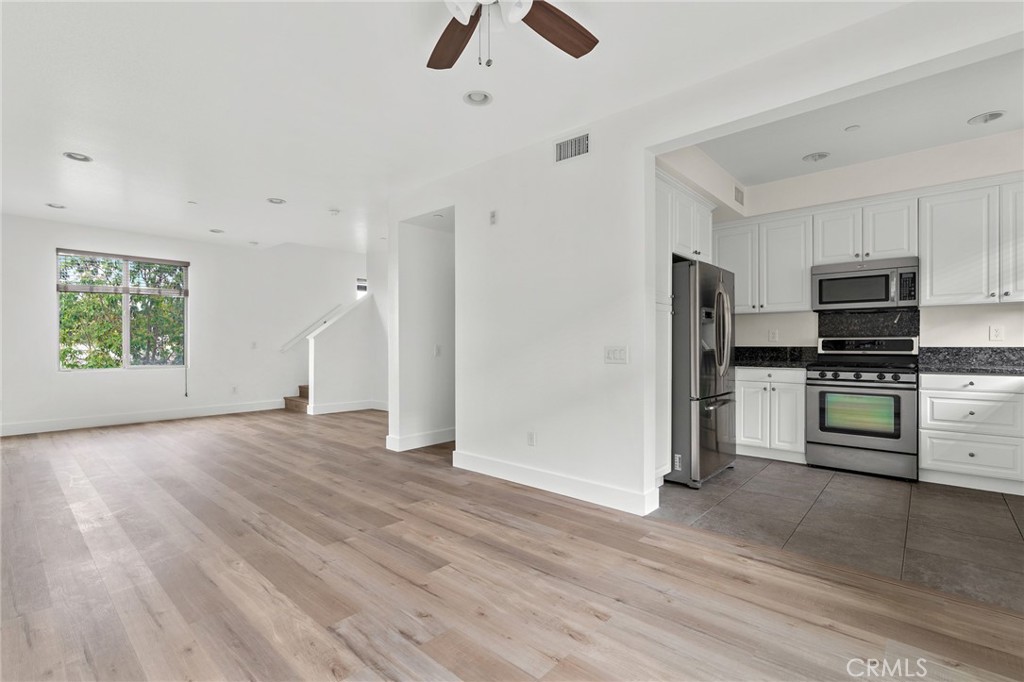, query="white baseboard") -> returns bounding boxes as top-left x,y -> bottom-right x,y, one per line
736,444 -> 807,465
308,400 -> 388,415
918,470 -> 1024,495
386,427 -> 455,452
1,400 -> 283,437
453,449 -> 659,516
